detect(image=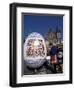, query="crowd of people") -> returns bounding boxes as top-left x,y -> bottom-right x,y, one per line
46,43 -> 63,73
